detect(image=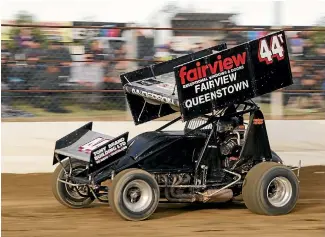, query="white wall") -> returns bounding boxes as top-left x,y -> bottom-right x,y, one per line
2,120 -> 325,173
